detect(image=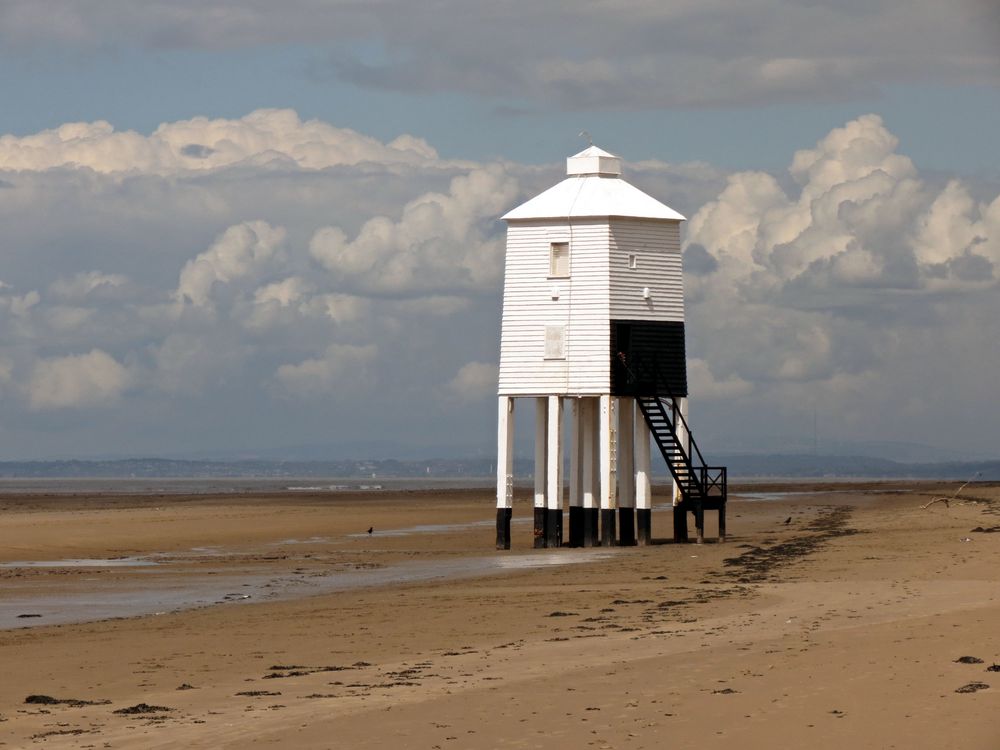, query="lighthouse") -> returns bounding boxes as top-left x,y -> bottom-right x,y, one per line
494,145 -> 727,550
